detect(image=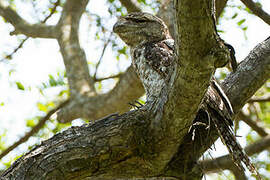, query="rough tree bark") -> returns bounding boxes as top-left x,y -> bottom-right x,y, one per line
0,0 -> 270,179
